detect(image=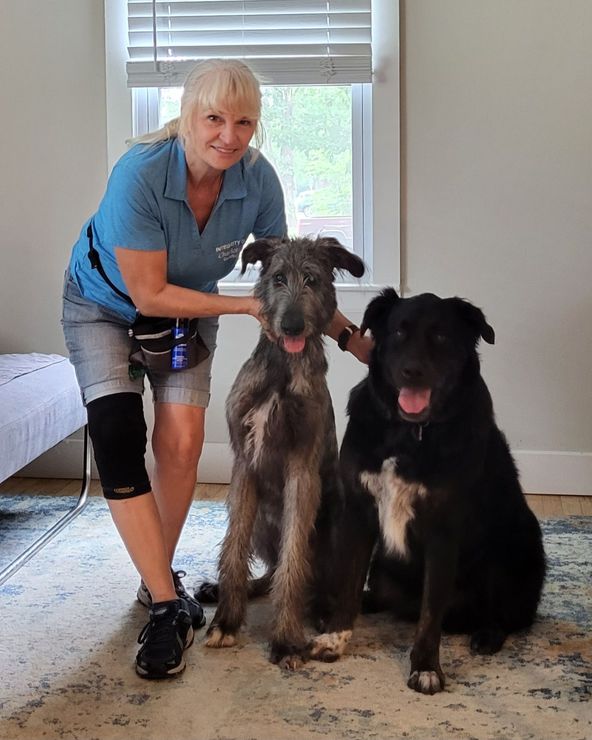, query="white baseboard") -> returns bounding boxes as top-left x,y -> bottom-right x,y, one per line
199,445 -> 592,494
17,436 -> 231,483
513,451 -> 592,496
199,446 -> 592,494
16,437 -> 592,497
